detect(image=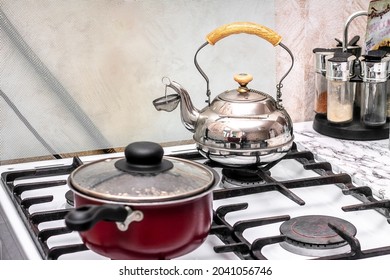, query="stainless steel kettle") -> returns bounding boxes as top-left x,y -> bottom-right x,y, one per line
153,22 -> 294,166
